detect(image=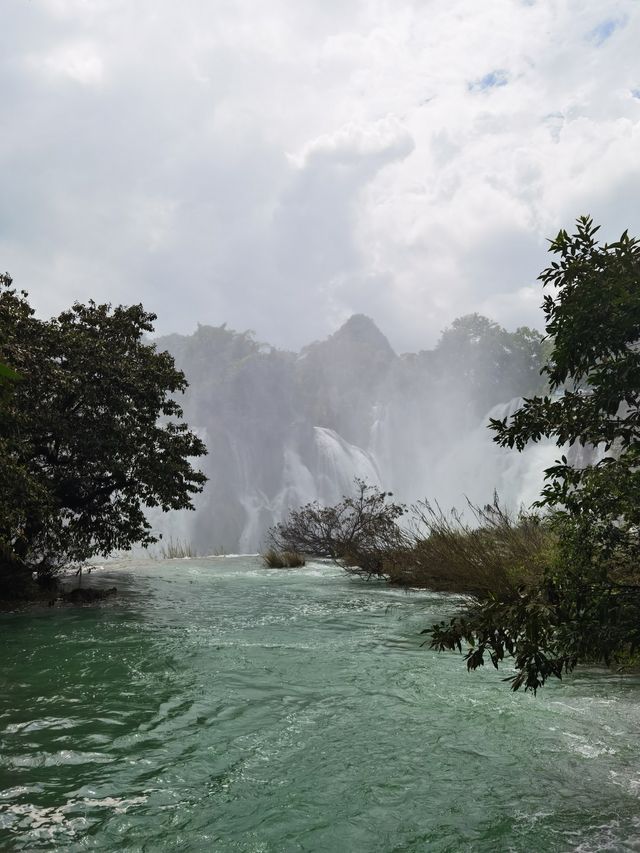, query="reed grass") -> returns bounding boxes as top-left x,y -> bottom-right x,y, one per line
160,537 -> 197,559
384,497 -> 554,596
262,549 -> 306,568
